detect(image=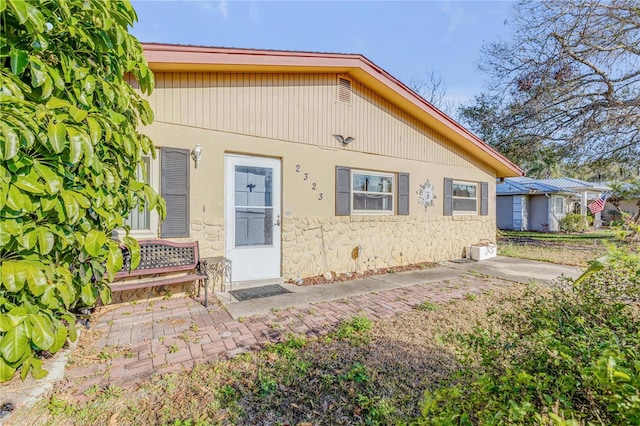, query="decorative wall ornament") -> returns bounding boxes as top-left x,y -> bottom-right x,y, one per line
417,180 -> 437,210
